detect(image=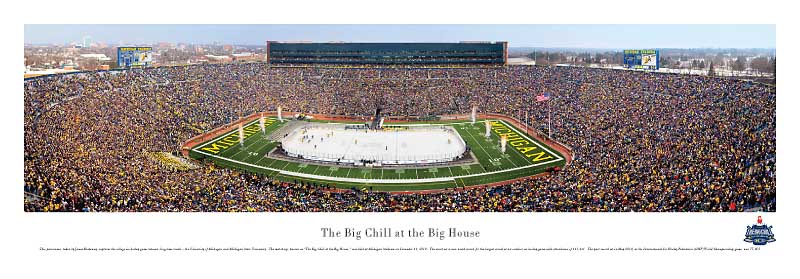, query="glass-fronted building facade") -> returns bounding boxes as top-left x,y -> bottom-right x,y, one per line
266,42 -> 508,65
